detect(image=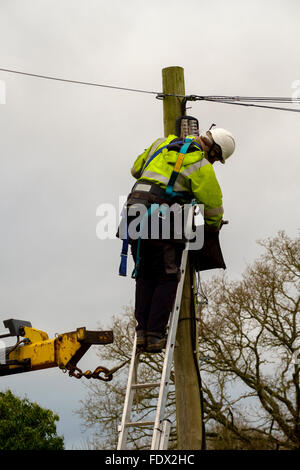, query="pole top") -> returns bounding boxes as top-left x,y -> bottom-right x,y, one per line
162,66 -> 184,72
